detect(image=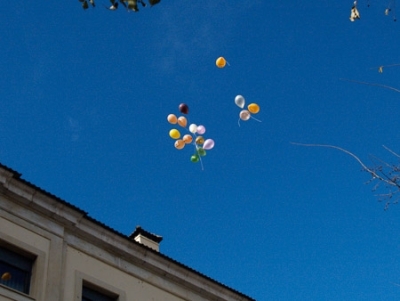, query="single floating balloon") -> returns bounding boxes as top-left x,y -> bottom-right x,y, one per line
203,139 -> 215,150
167,114 -> 177,124
195,136 -> 205,145
197,147 -> 206,156
239,110 -> 251,121
216,57 -> 227,68
196,125 -> 206,135
191,154 -> 200,163
179,103 -> 189,114
174,140 -> 185,150
177,116 -> 187,127
183,134 -> 193,144
235,95 -> 245,109
248,103 -> 260,114
169,129 -> 181,139
189,124 -> 197,134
